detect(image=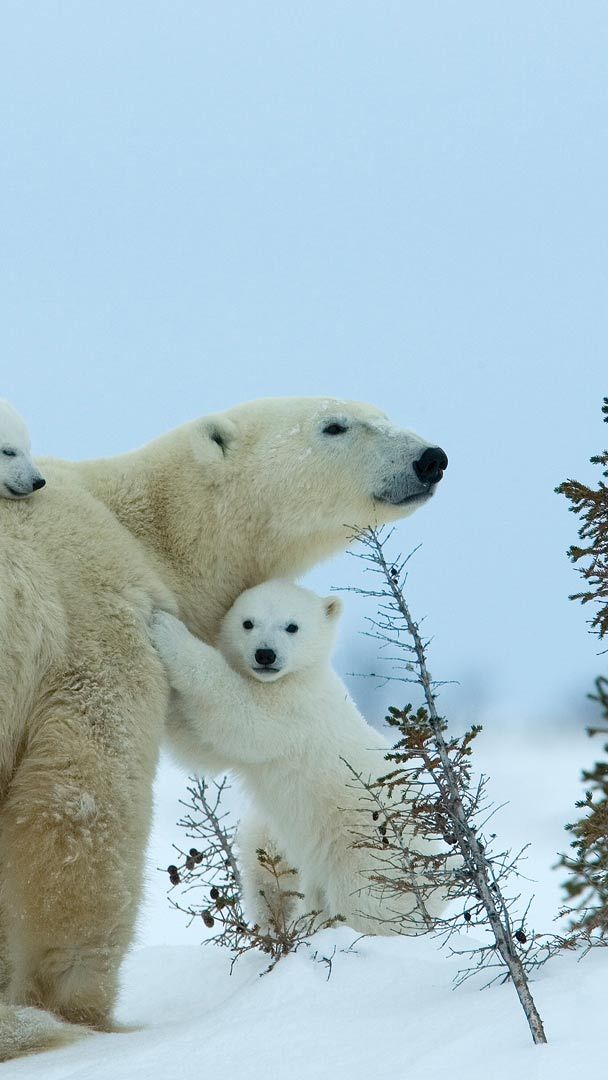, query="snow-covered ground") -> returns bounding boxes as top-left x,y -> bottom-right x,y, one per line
9,729 -> 605,1079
